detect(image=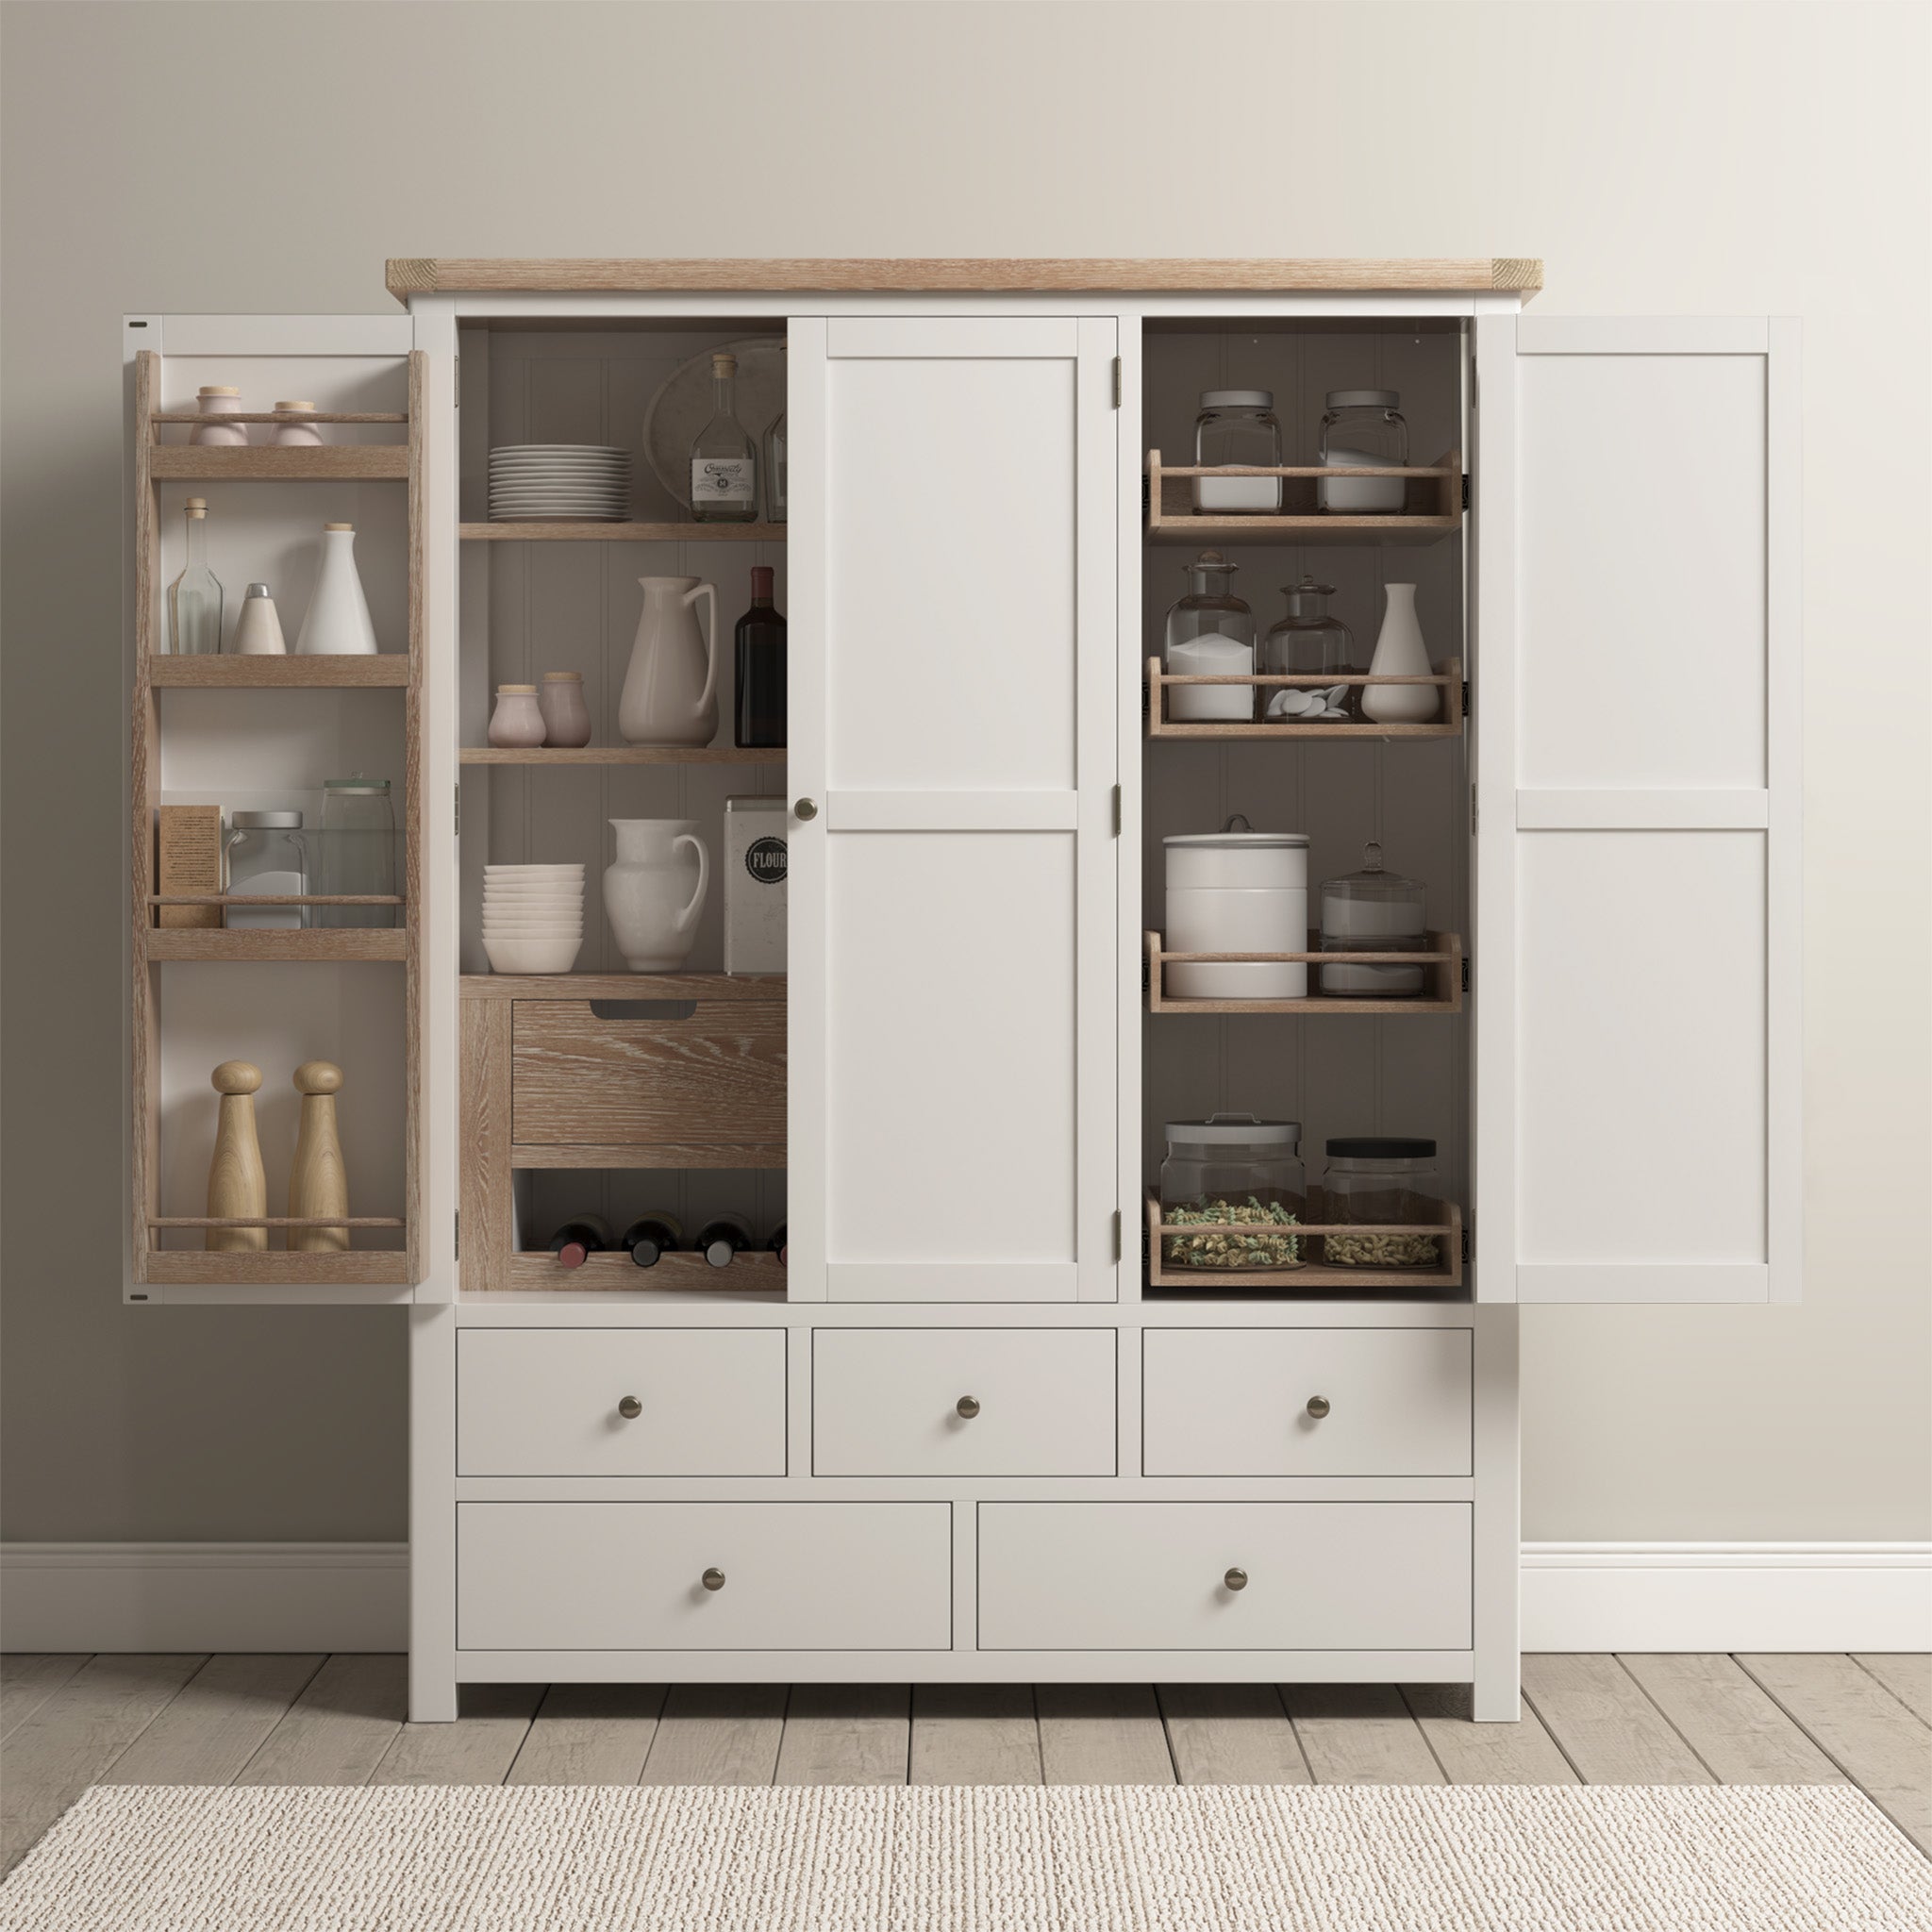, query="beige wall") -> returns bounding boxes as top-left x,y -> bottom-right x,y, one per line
3,1 -> 1926,1545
